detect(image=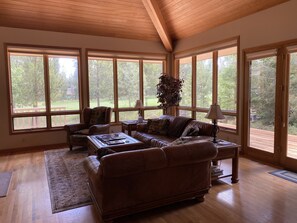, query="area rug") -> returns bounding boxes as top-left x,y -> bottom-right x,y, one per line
0,171 -> 12,197
269,170 -> 297,184
44,148 -> 92,213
